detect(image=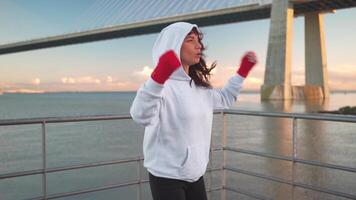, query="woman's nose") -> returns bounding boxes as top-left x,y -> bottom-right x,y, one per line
195,41 -> 202,49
